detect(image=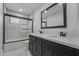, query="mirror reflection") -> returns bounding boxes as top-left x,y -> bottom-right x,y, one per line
41,3 -> 67,28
